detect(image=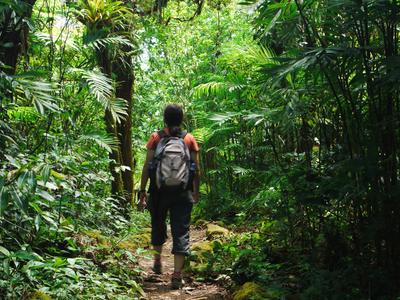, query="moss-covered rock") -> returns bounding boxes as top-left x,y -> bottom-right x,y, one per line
192,240 -> 214,253
82,230 -> 112,248
117,232 -> 151,251
190,240 -> 214,264
233,282 -> 284,300
206,223 -> 230,239
233,282 -> 266,300
214,220 -> 227,227
30,290 -> 52,300
187,240 -> 215,273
